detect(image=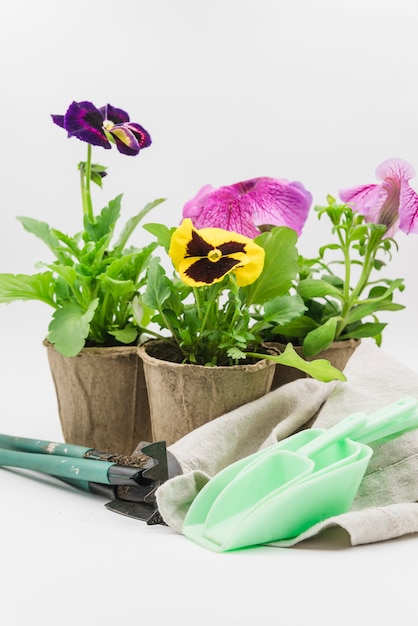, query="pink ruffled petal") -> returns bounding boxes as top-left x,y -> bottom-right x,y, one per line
398,179 -> 418,234
339,183 -> 384,220
376,158 -> 415,182
182,177 -> 312,238
183,185 -> 216,220
244,179 -> 312,236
